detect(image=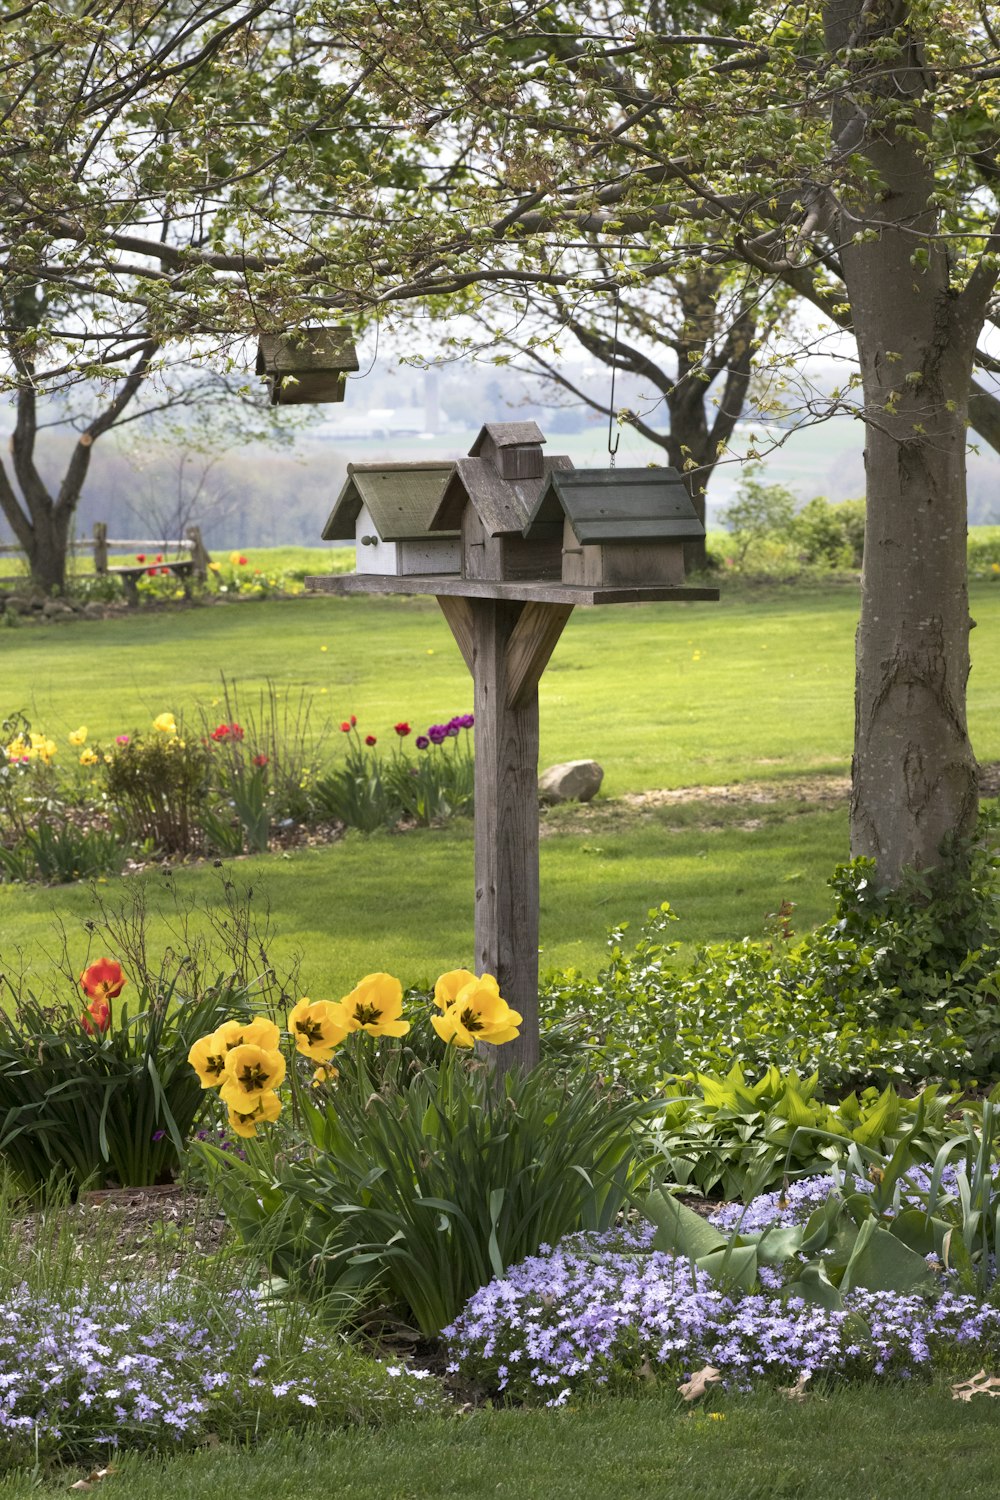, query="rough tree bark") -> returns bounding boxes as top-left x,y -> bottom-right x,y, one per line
826,0 -> 981,881
0,341 -> 157,594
